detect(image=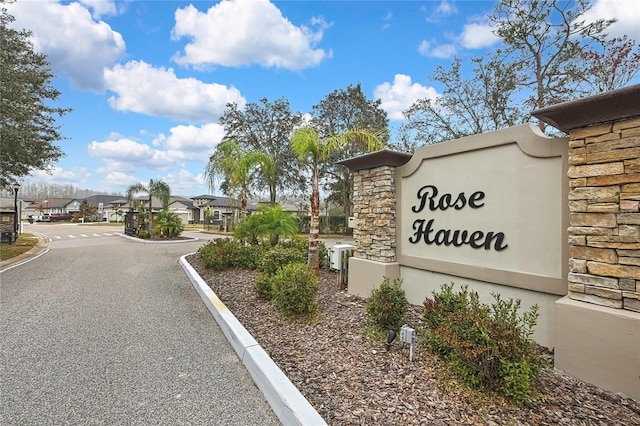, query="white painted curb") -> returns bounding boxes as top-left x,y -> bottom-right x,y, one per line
179,254 -> 327,426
